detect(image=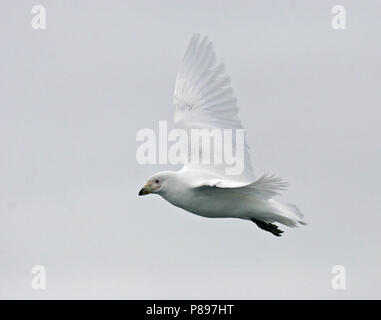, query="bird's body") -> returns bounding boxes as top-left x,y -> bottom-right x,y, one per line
155,168 -> 304,225
139,34 -> 306,236
159,169 -> 246,219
